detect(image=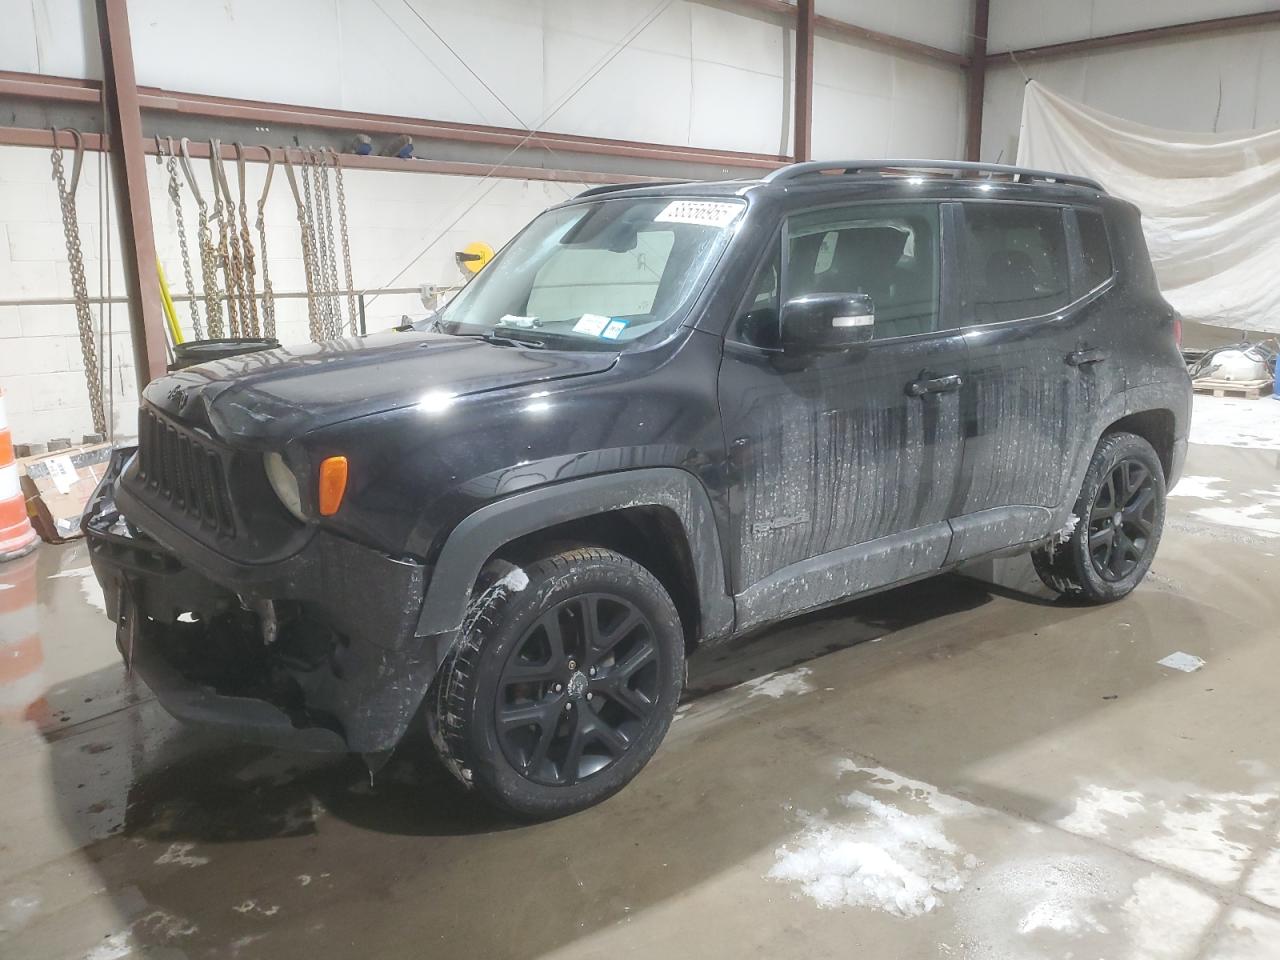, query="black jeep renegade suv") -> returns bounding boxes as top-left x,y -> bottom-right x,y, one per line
85,160 -> 1192,817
